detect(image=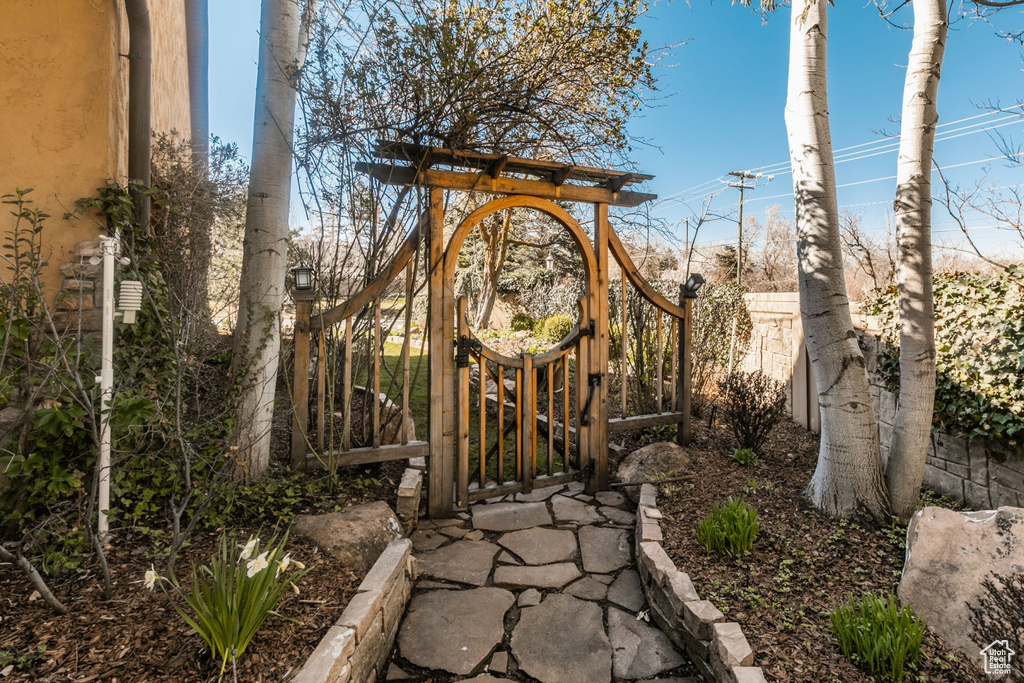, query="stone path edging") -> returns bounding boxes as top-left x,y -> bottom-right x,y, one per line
633,483 -> 768,683
293,537 -> 416,683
